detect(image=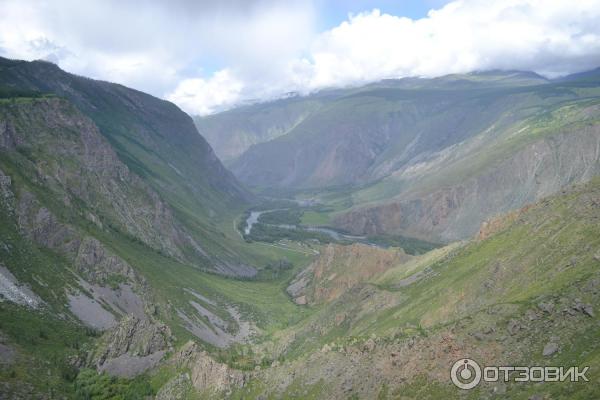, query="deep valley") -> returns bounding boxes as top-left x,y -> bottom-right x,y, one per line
2,54 -> 600,400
